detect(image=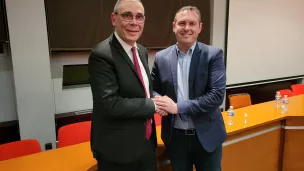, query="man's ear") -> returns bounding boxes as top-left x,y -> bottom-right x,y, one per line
111,13 -> 116,27
172,22 -> 176,33
198,23 -> 203,33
